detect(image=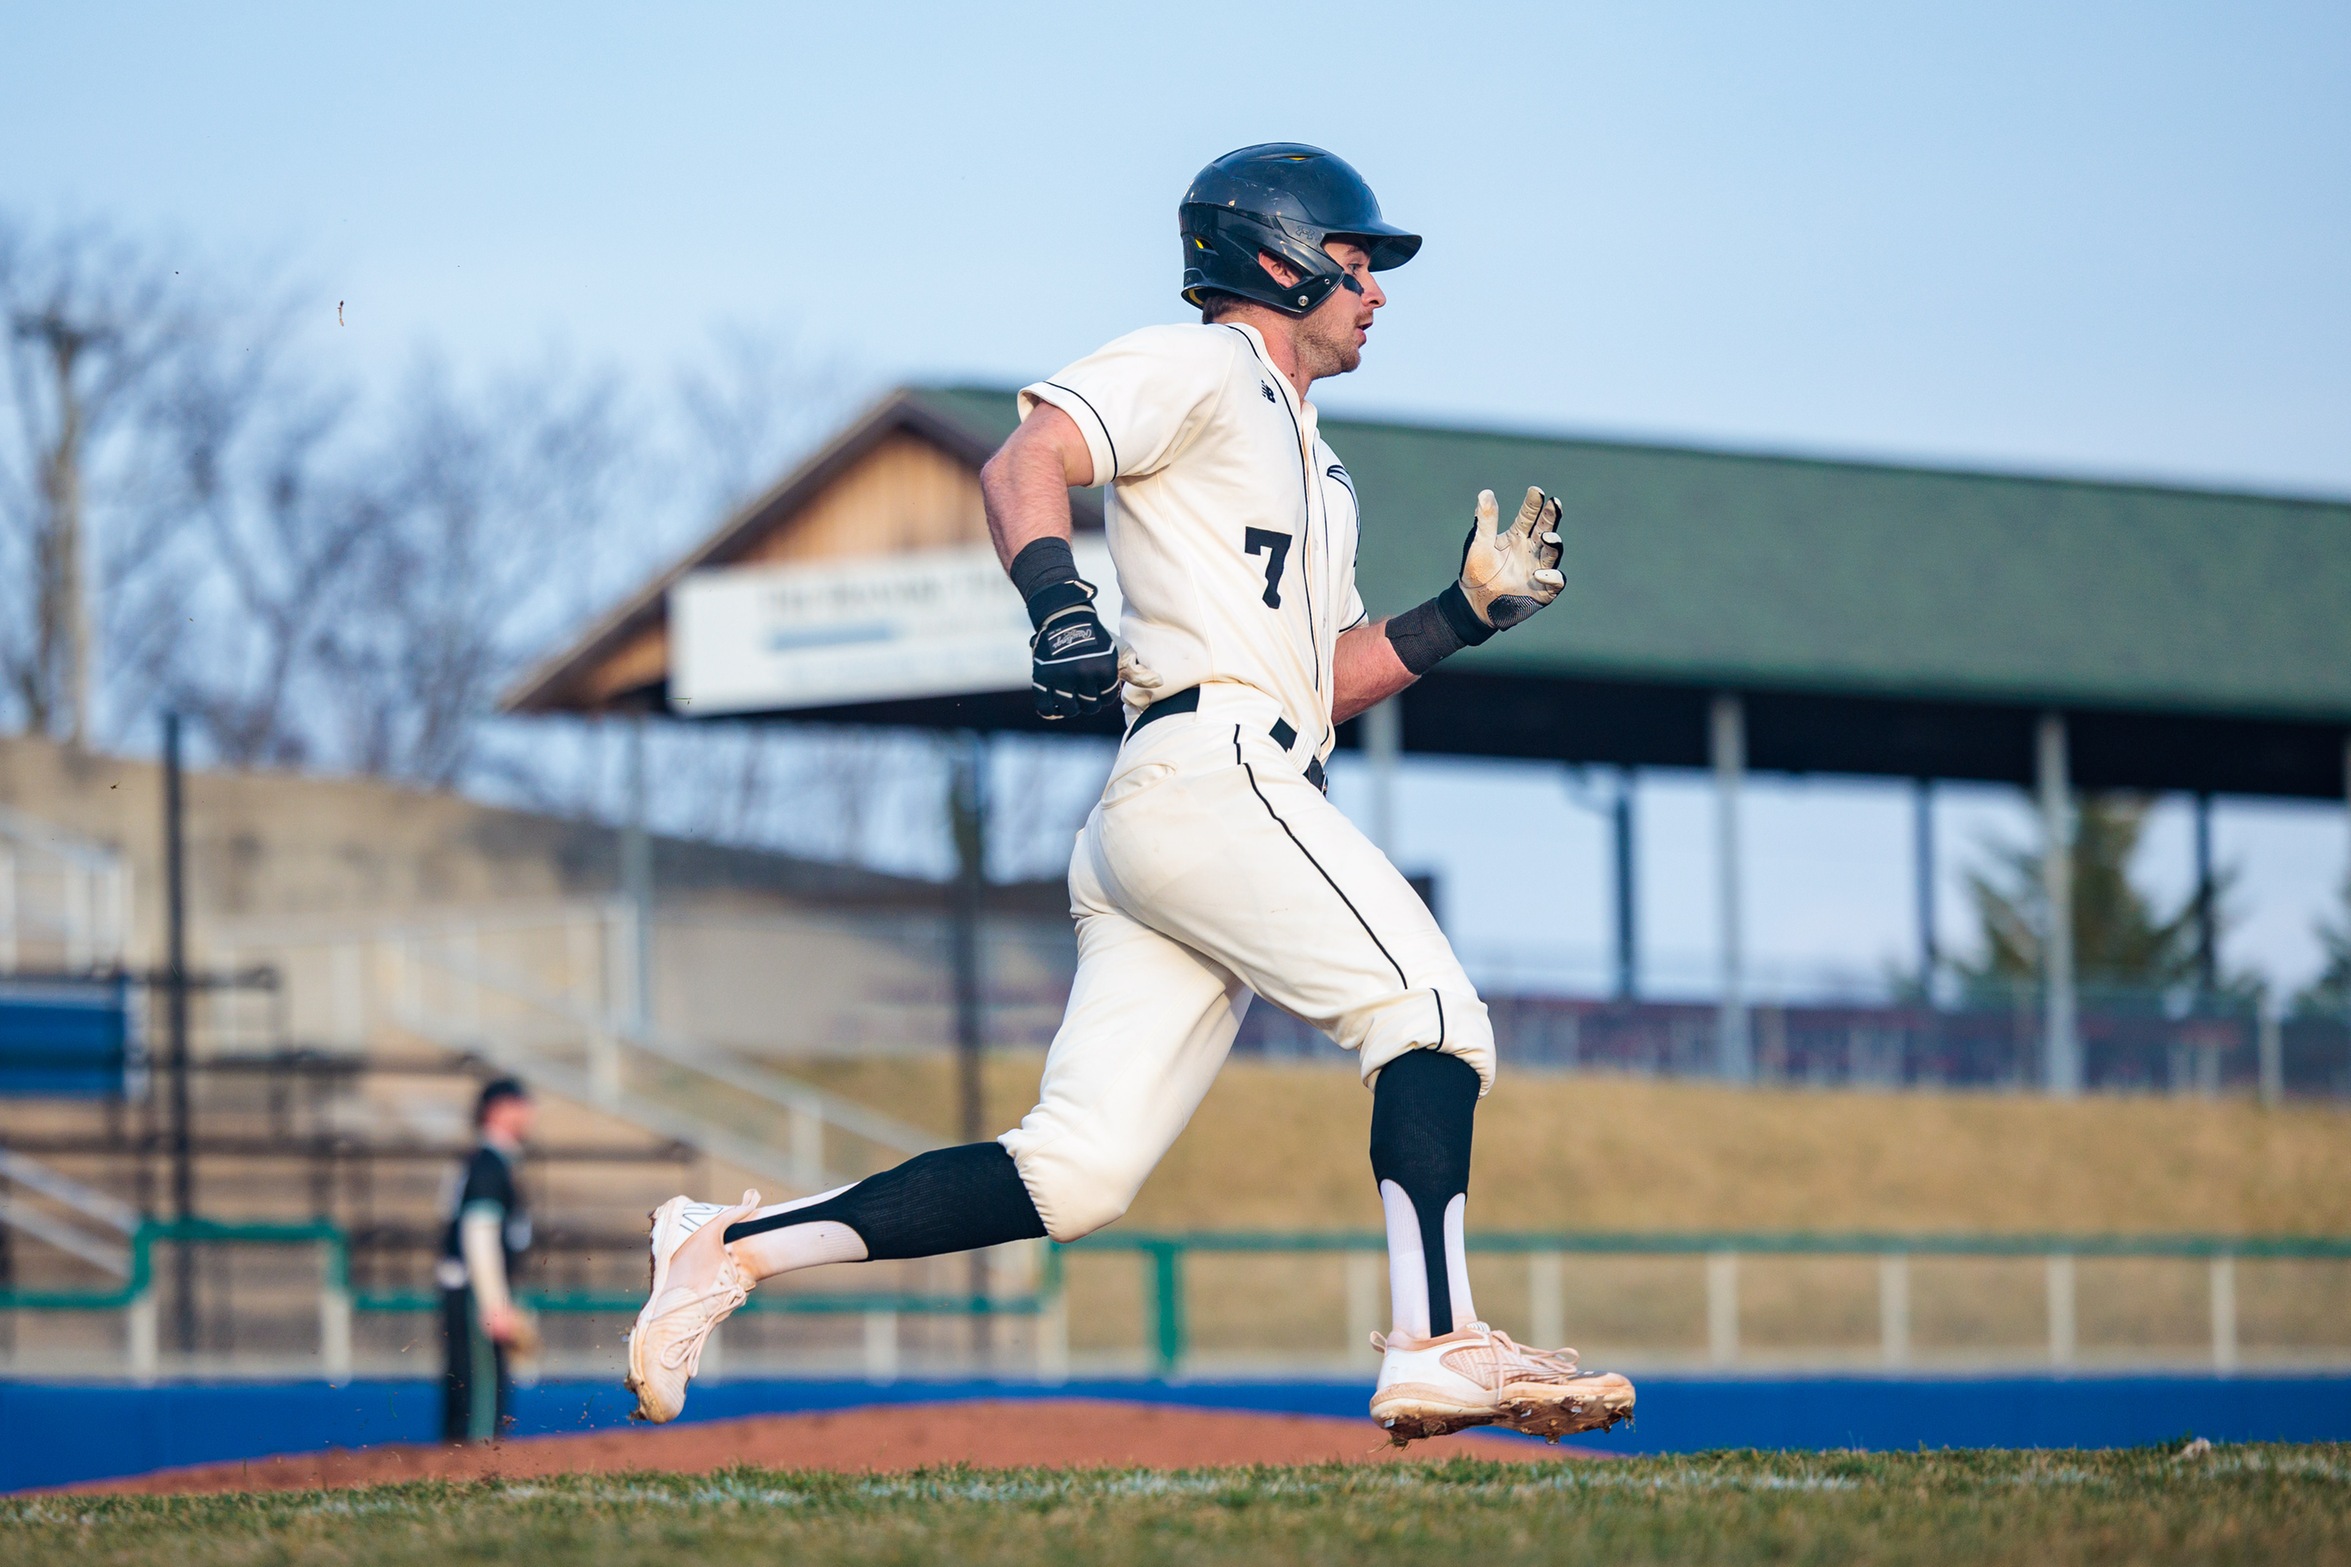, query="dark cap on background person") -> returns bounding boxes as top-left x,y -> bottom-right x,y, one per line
473,1076 -> 531,1127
